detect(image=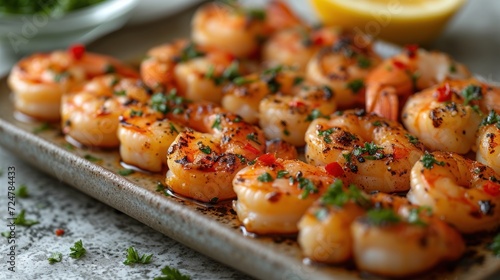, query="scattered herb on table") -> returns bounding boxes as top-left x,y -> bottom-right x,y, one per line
1,231 -> 12,239
48,252 -> 62,264
154,265 -> 191,280
15,184 -> 29,198
69,240 -> 86,259
123,246 -> 153,265
32,123 -> 51,134
14,210 -> 39,227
